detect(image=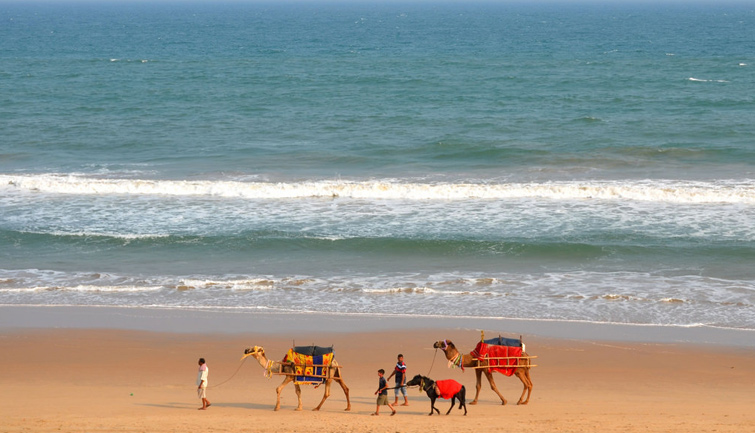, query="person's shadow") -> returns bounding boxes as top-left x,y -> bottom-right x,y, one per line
138,402 -> 266,410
